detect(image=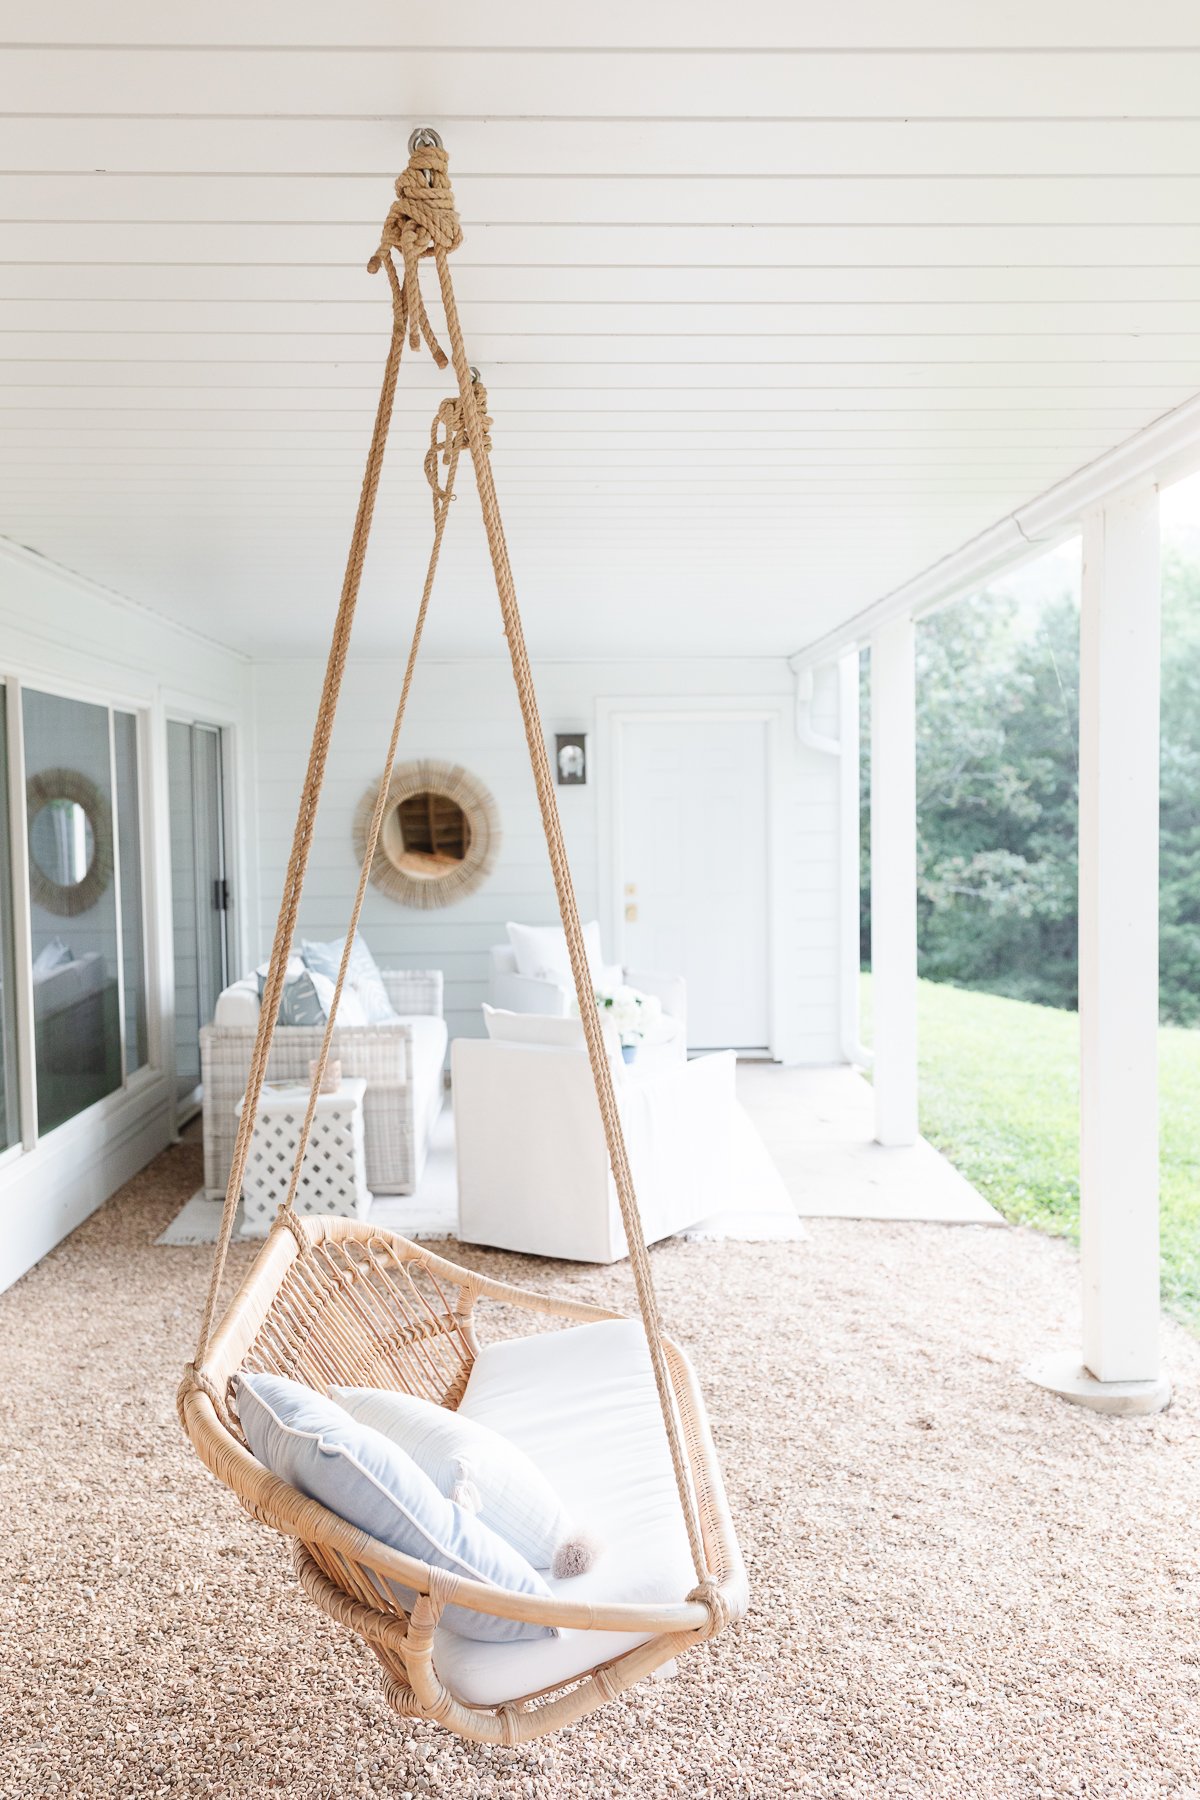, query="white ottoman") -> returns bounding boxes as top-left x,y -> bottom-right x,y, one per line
236,1076 -> 371,1237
